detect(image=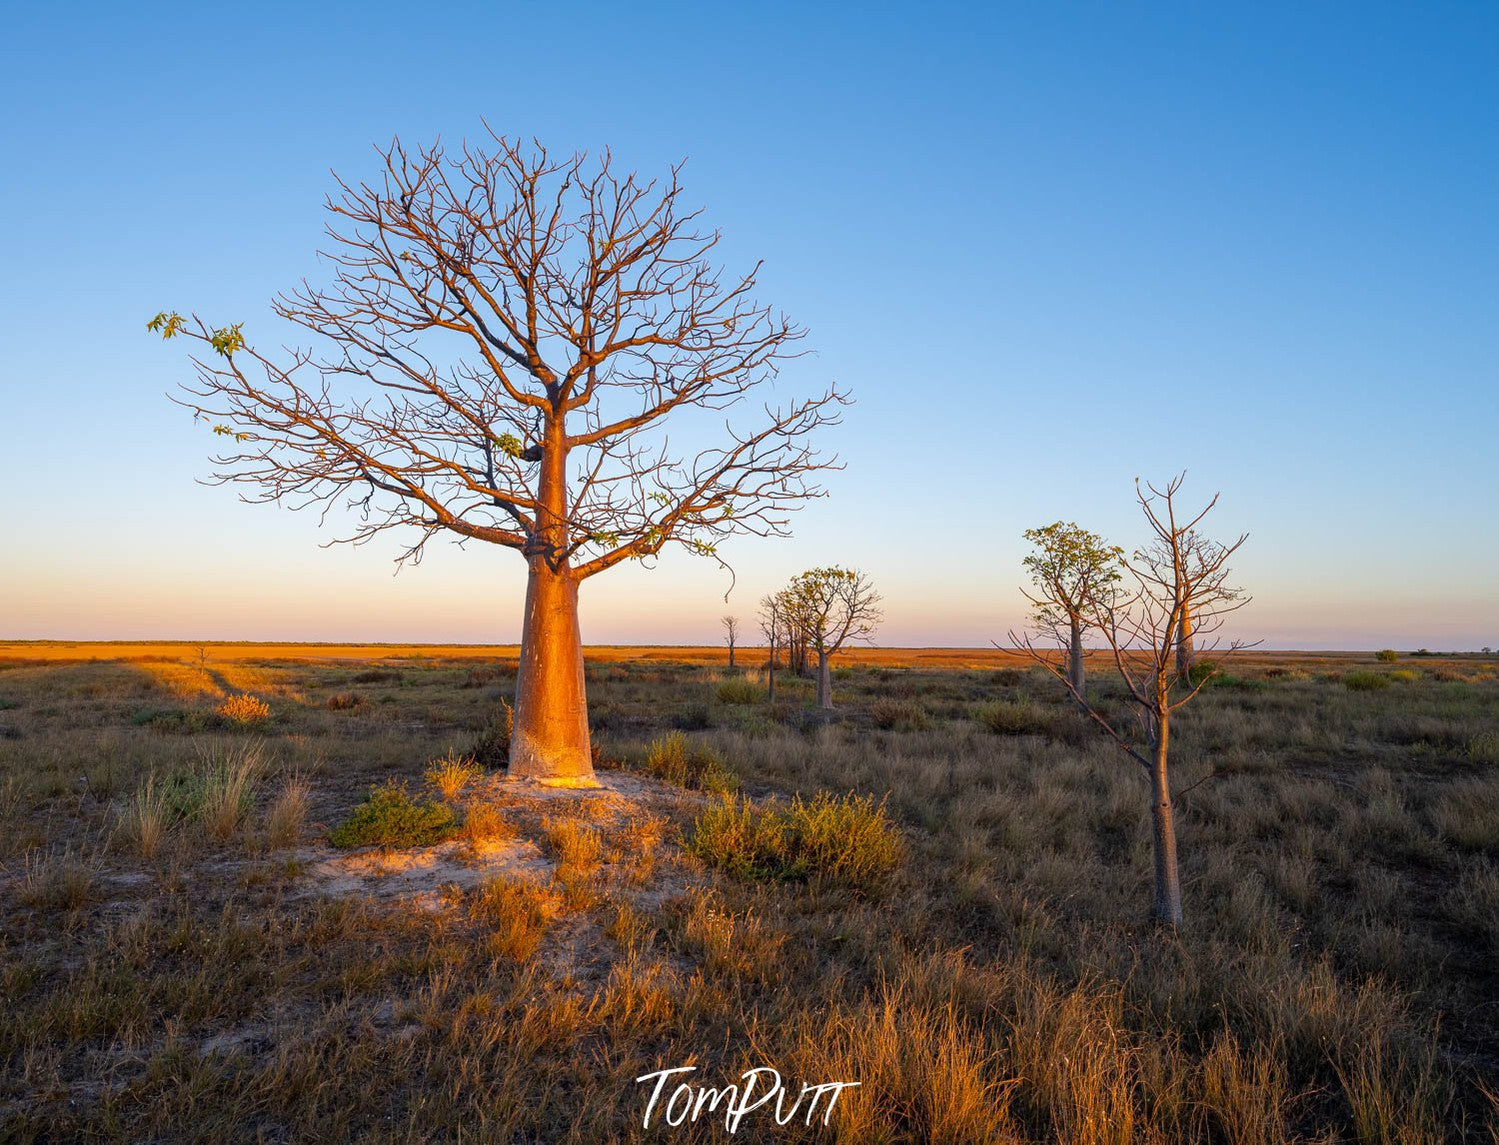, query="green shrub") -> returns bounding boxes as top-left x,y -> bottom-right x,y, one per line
1468,731 -> 1499,765
673,702 -> 713,730
1376,649 -> 1400,663
974,699 -> 1053,736
870,698 -> 929,731
715,676 -> 761,705
1187,660 -> 1220,687
330,780 -> 458,848
465,700 -> 513,768
688,792 -> 903,888
641,732 -> 738,793
1389,669 -> 1422,684
1344,671 -> 1392,692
